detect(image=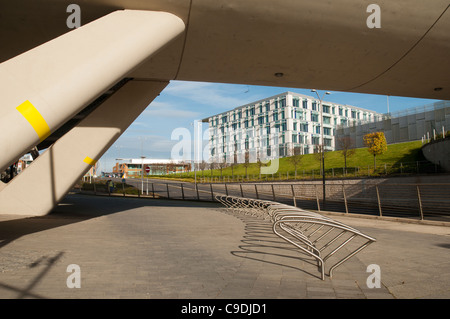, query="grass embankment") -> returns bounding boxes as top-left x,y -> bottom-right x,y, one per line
169,140 -> 428,180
